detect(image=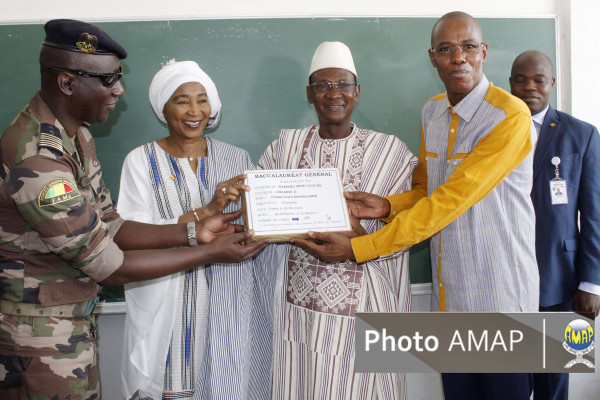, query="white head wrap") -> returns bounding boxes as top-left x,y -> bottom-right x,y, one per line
309,41 -> 357,78
149,60 -> 221,129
